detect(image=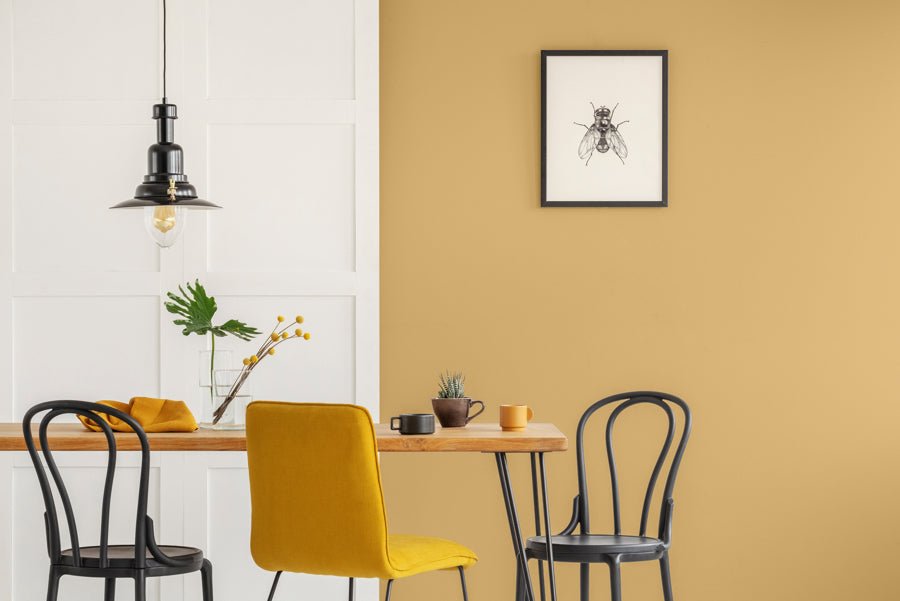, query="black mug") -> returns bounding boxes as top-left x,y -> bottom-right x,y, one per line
390,413 -> 435,435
